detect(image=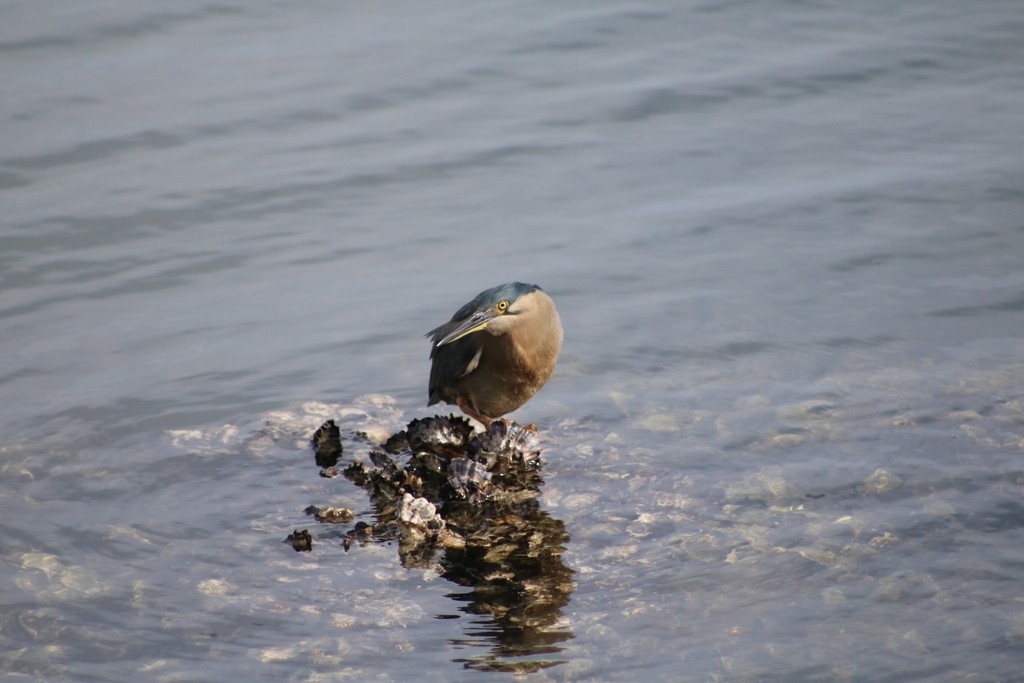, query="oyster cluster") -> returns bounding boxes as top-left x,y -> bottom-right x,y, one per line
306,415 -> 548,563
301,414 -> 575,668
